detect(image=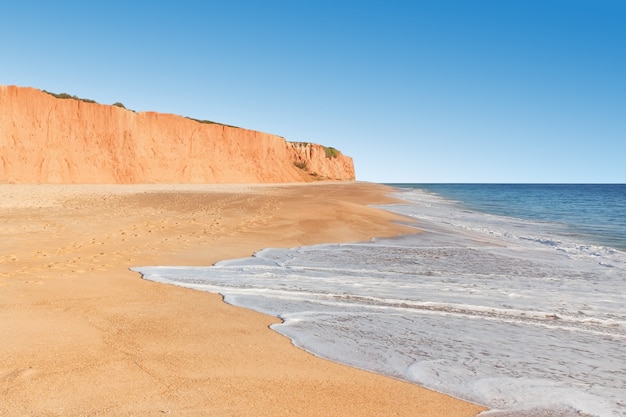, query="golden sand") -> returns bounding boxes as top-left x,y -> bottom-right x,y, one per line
0,182 -> 486,416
